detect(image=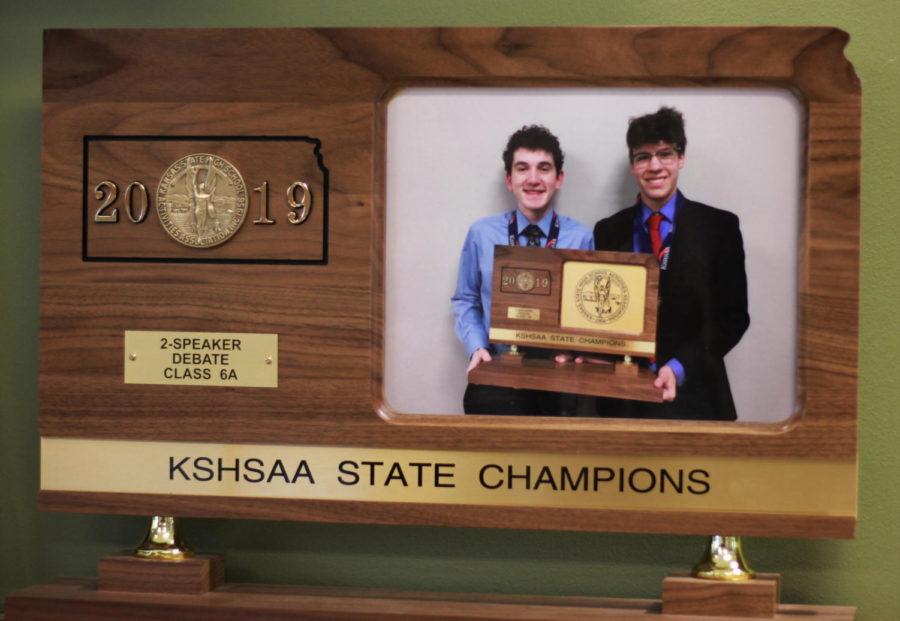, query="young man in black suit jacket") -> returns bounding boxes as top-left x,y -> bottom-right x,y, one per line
592,107 -> 749,421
